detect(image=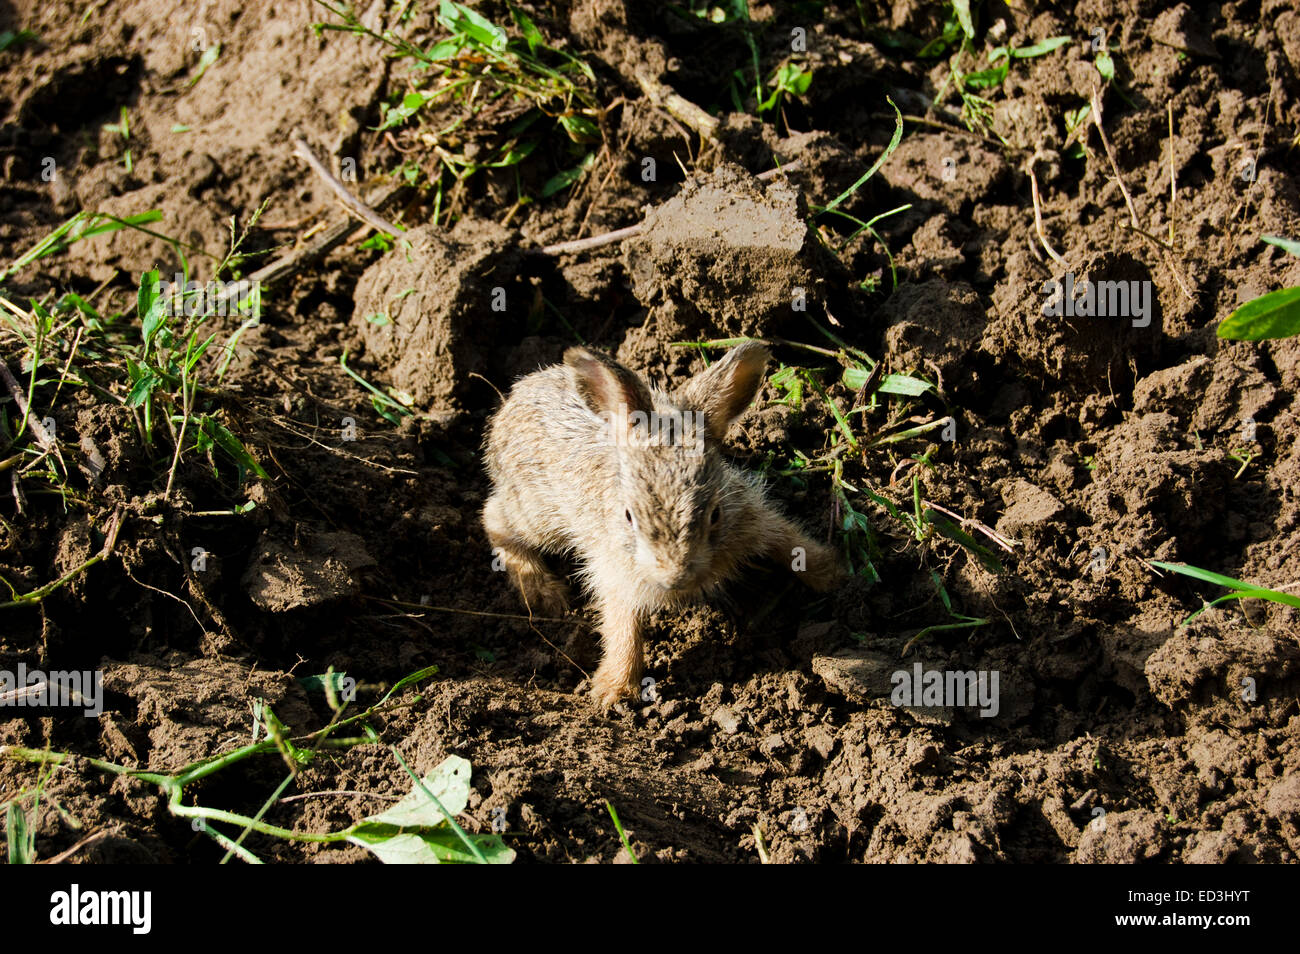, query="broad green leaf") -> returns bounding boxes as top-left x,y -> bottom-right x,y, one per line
346,755 -> 515,864
372,754 -> 472,823
951,0 -> 975,39
541,152 -> 594,197
1095,50 -> 1115,82
348,824 -> 513,864
137,269 -> 167,351
1262,235 -> 1300,257
126,372 -> 159,407
200,416 -> 269,478
963,62 -> 1009,89
1011,36 -> 1072,58
840,366 -> 934,396
1216,286 -> 1300,341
